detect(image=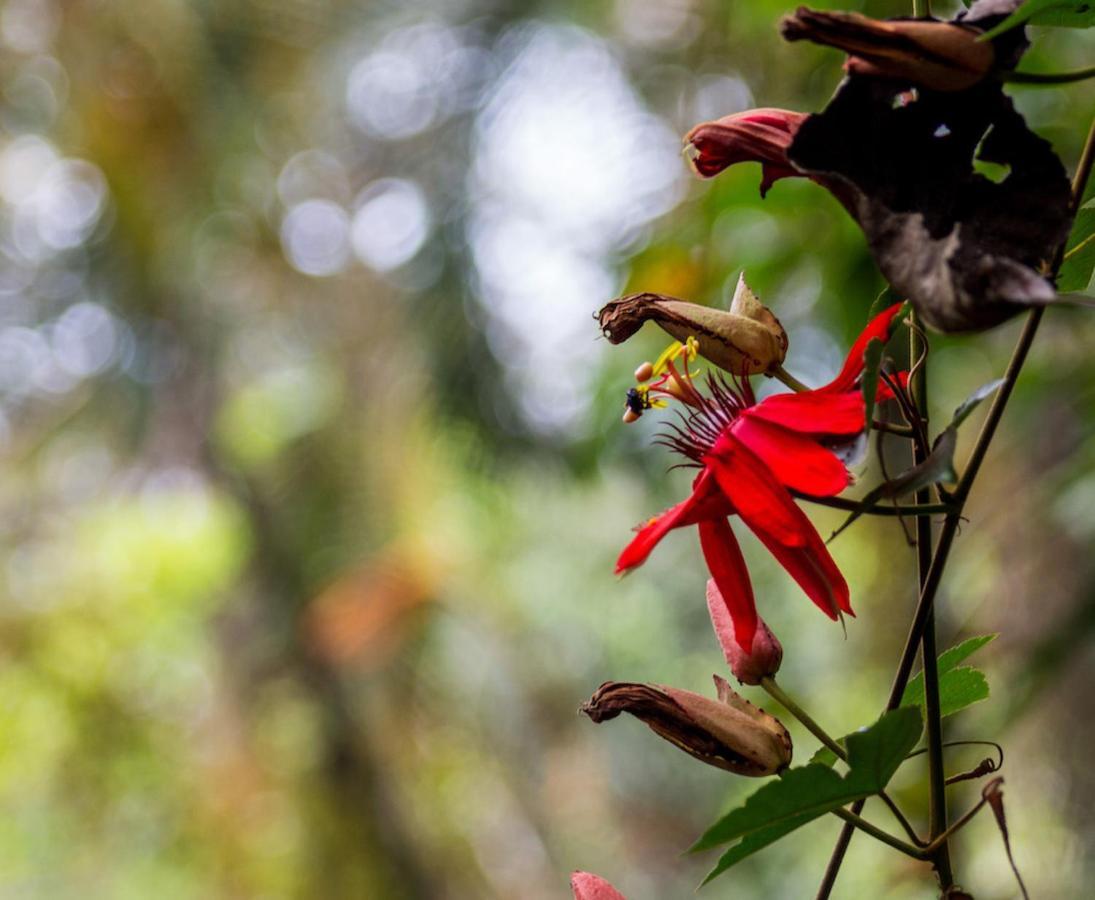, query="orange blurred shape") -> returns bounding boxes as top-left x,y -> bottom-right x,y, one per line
303,545 -> 435,670
625,246 -> 703,301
